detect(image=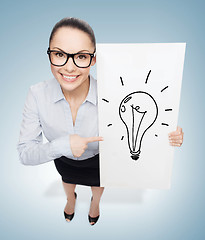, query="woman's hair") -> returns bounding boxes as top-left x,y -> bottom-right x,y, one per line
49,17 -> 96,50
